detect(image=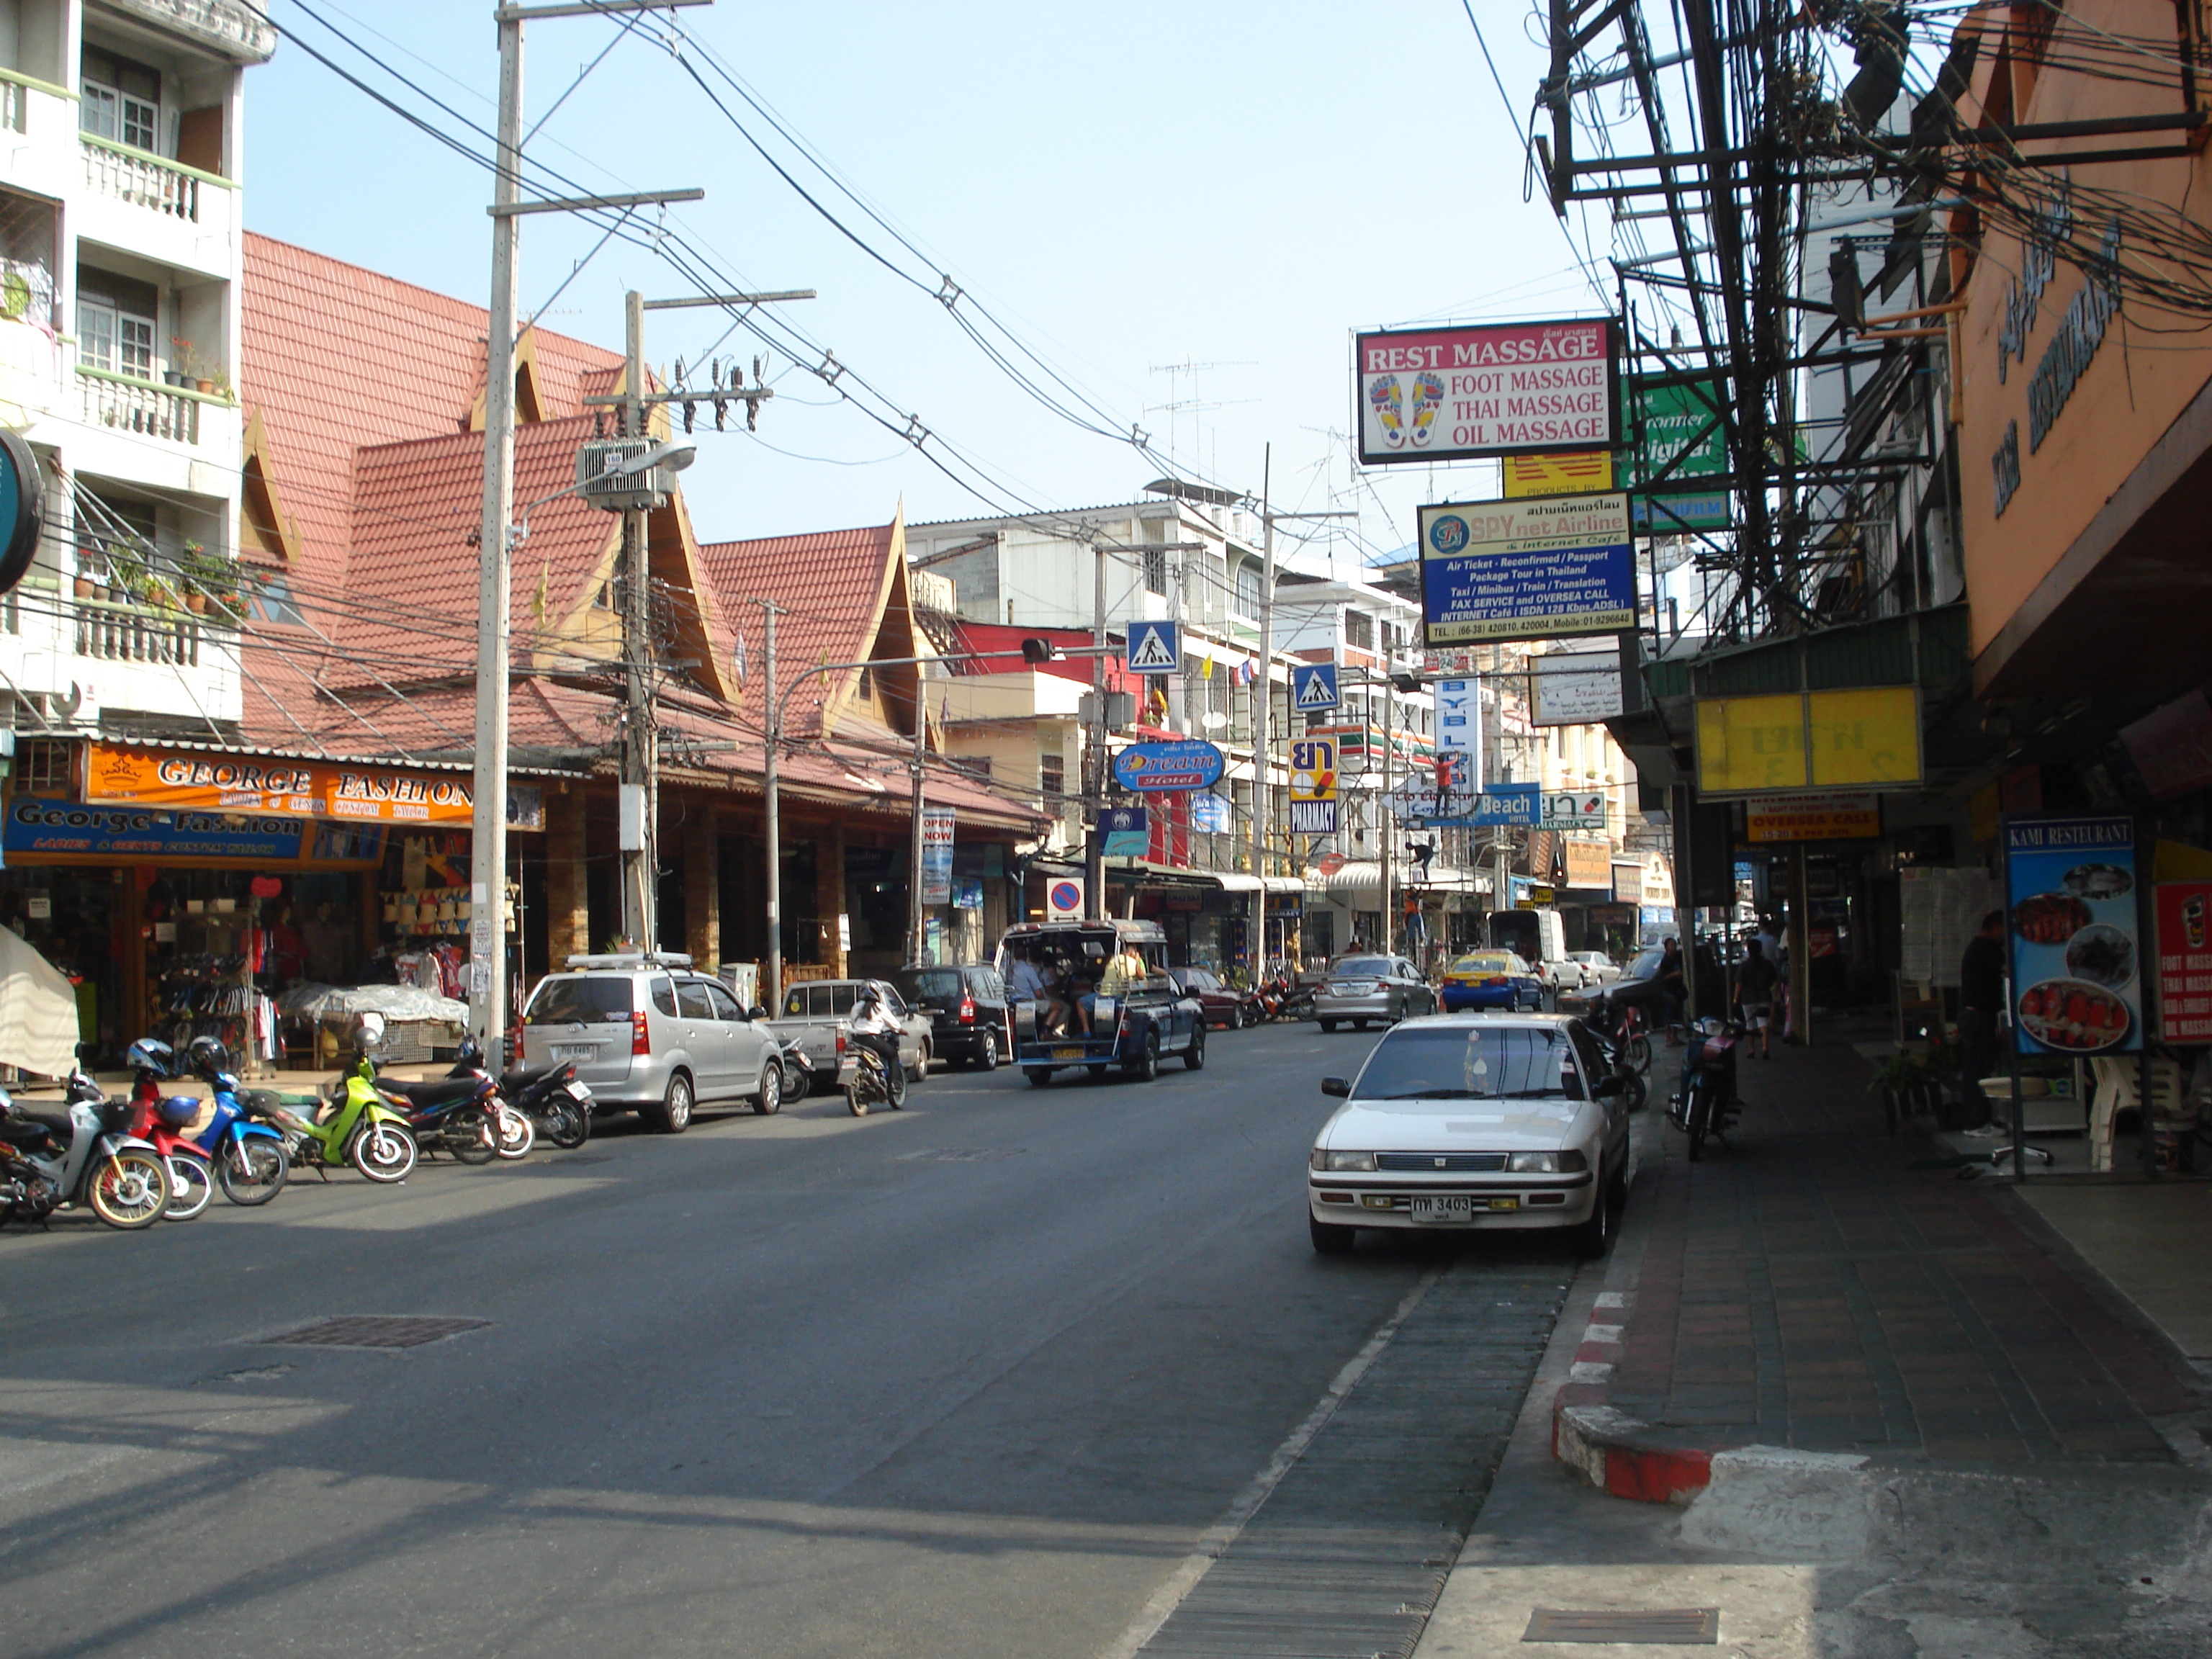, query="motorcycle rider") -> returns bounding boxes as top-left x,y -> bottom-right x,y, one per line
848,983 -> 905,1094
